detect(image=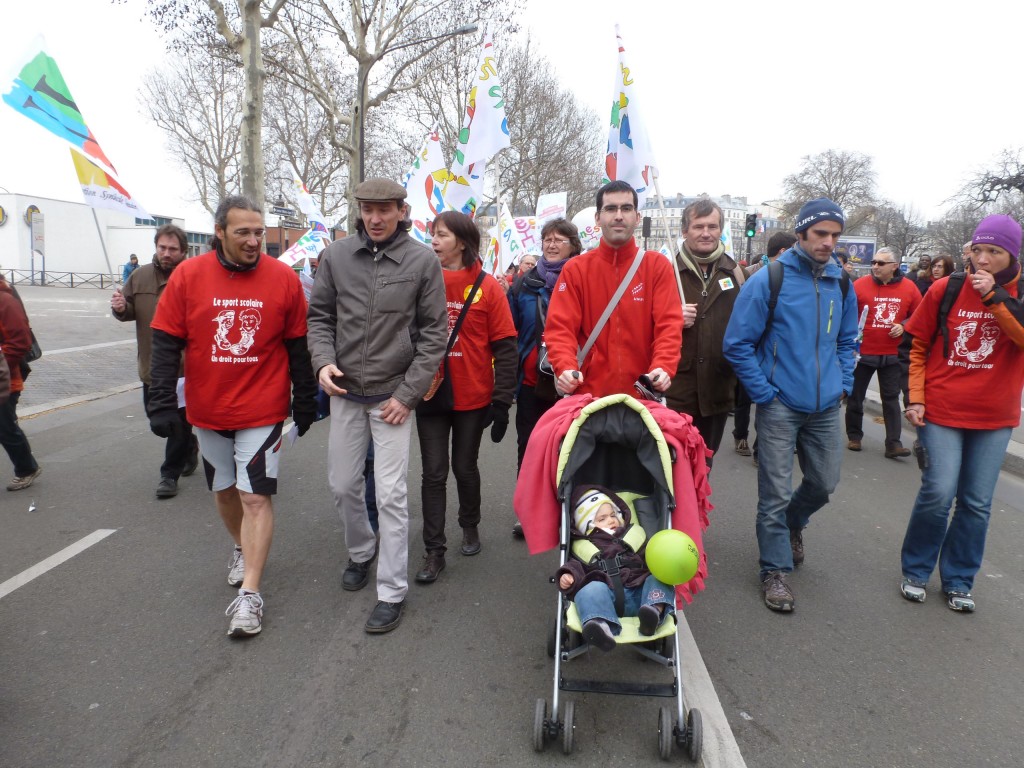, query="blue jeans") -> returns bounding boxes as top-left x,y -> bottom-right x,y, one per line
755,398 -> 843,576
900,422 -> 1010,593
573,575 -> 674,634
